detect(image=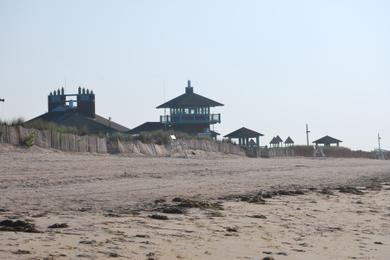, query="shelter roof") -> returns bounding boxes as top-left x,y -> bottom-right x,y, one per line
224,127 -> 264,139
